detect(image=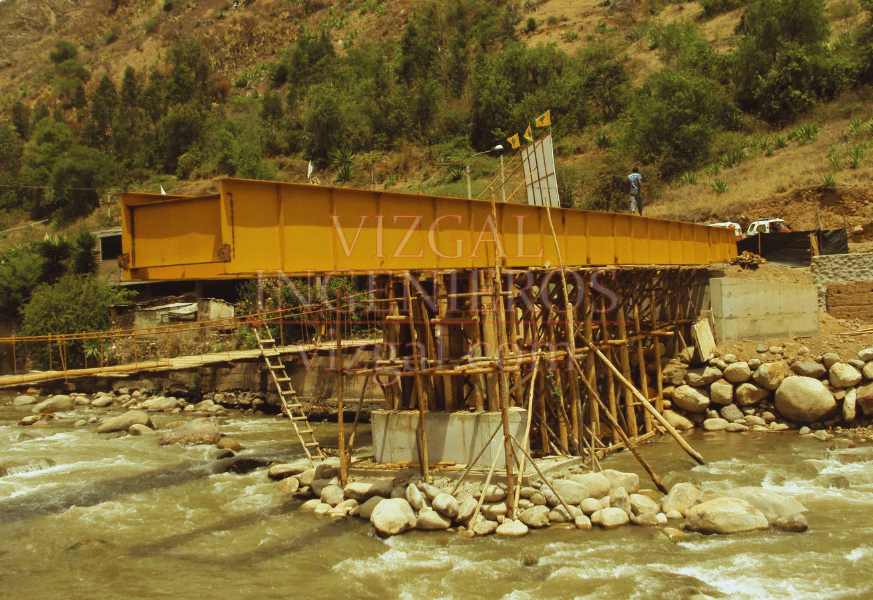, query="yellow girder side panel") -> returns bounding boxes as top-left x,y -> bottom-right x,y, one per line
122,179 -> 736,280
122,193 -> 223,280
